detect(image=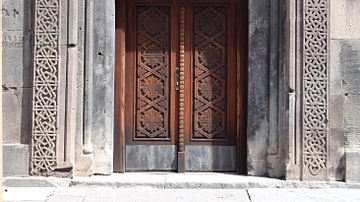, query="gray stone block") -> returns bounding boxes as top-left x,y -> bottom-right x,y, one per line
83,0 -> 115,175
345,151 -> 360,183
3,144 -> 29,177
330,0 -> 360,40
344,95 -> 360,151
248,0 -> 270,177
340,40 -> 360,94
2,31 -> 32,87
2,1 -> 32,88
126,145 -> 177,171
2,0 -> 32,31
330,40 -> 342,95
329,128 -> 345,181
185,146 -> 236,171
2,87 -> 31,144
